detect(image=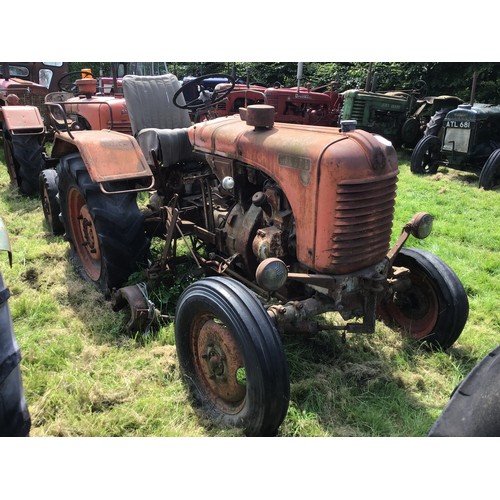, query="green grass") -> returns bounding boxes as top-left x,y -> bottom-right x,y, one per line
0,146 -> 498,437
